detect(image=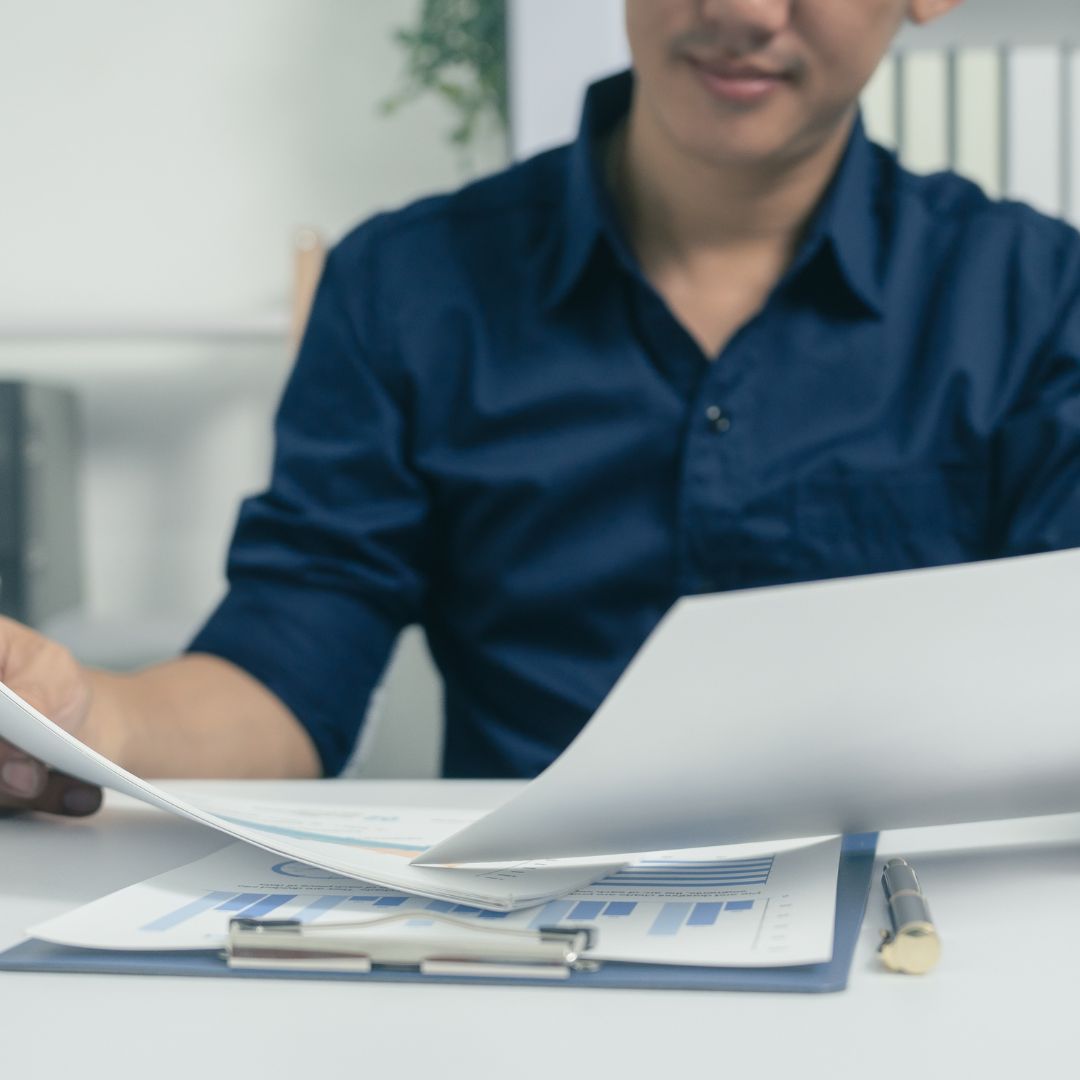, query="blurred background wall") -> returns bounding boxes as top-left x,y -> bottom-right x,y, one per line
0,0 -> 506,776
